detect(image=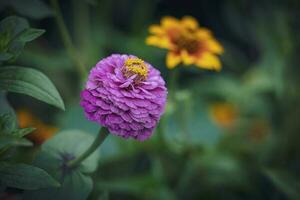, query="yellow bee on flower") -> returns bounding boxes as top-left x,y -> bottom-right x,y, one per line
146,16 -> 224,70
